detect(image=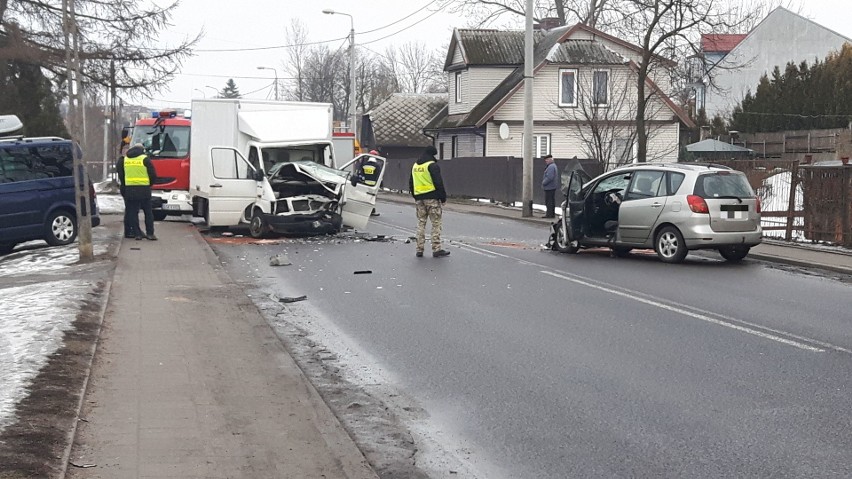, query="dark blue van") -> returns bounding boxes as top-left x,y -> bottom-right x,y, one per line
0,137 -> 100,255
